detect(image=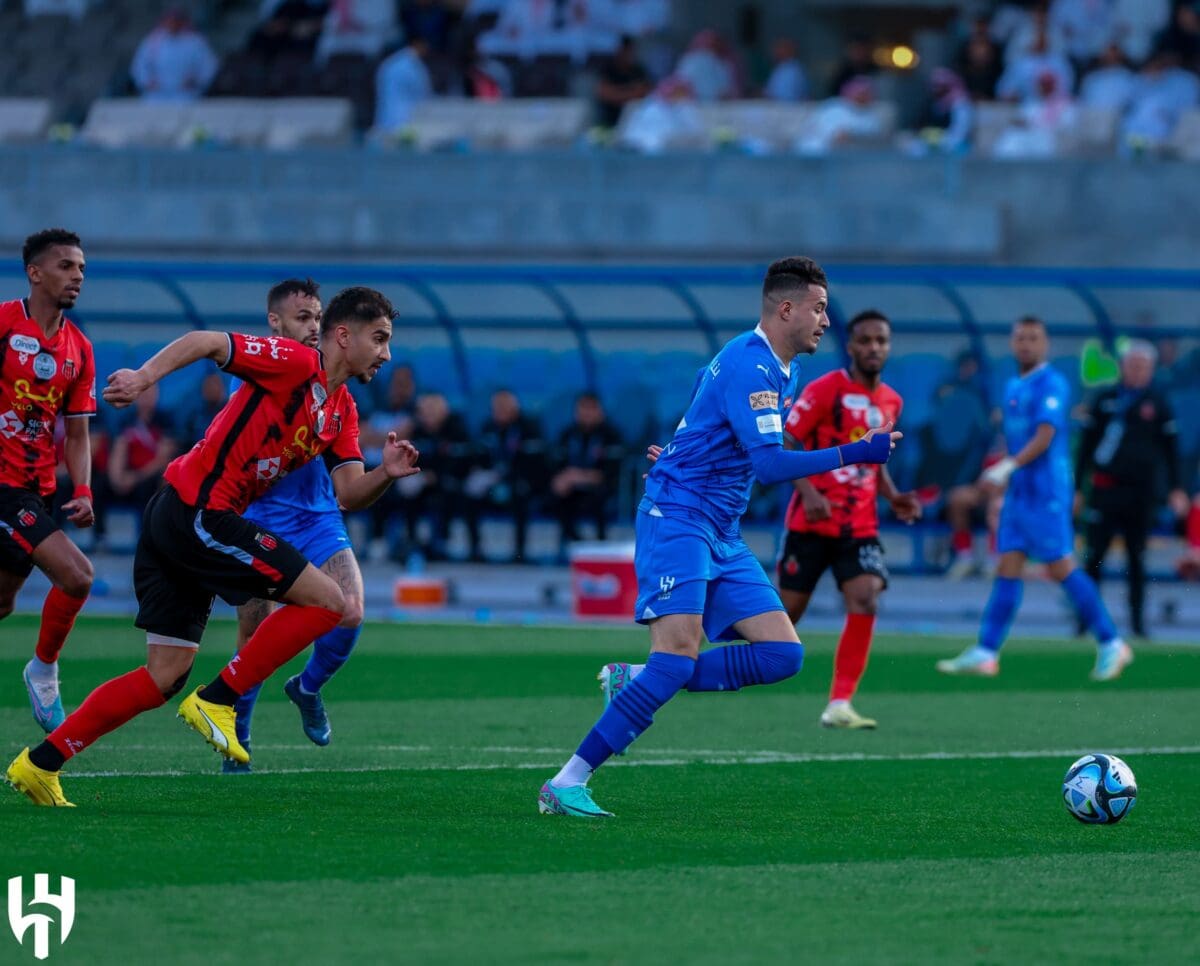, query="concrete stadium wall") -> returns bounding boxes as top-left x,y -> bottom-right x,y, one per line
0,148 -> 1195,267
